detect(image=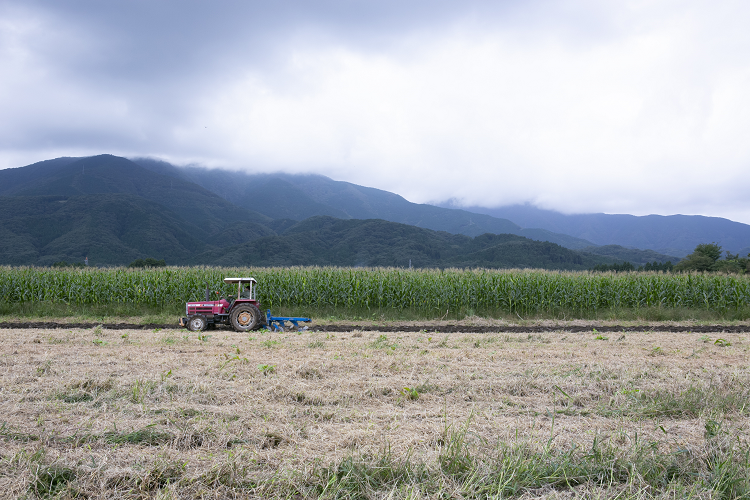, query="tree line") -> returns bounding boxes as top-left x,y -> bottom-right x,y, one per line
591,243 -> 750,274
